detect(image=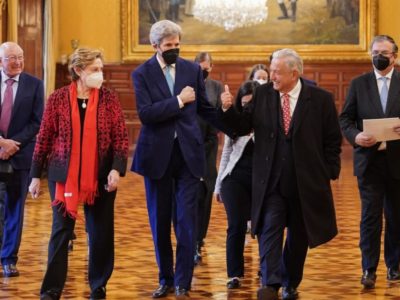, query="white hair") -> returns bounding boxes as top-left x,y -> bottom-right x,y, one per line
149,20 -> 182,46
272,48 -> 303,74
